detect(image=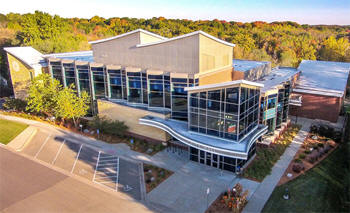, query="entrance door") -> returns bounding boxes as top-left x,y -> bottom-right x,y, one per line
212,154 -> 218,168
199,150 -> 205,164
206,152 -> 211,166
